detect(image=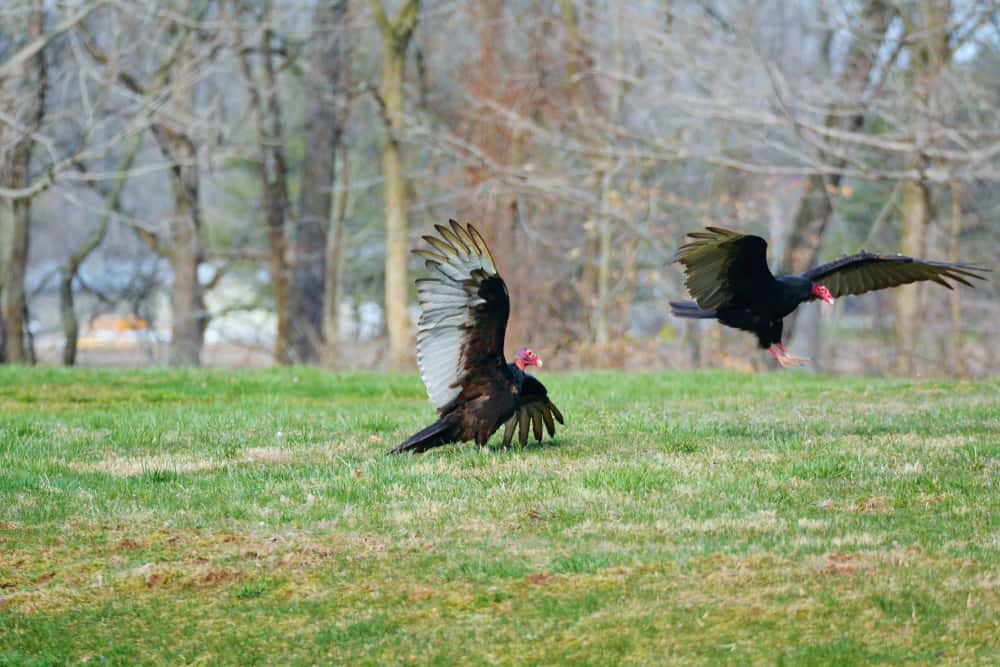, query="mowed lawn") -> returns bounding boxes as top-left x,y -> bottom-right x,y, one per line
1,368 -> 998,666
